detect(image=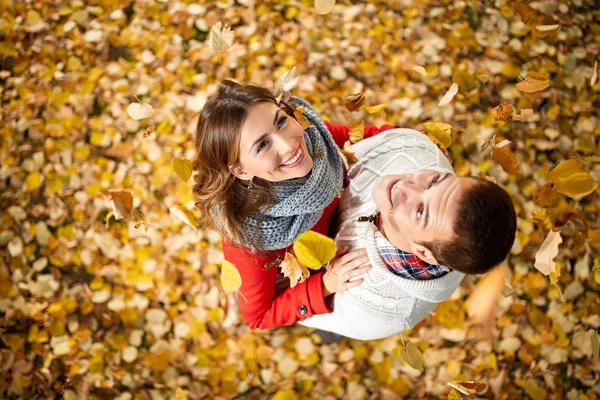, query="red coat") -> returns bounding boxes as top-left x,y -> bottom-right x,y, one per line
222,122 -> 397,330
